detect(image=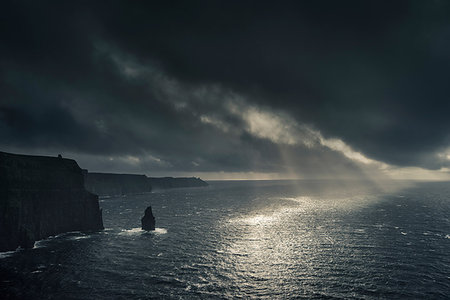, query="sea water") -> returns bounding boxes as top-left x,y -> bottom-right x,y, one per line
1,180 -> 449,299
